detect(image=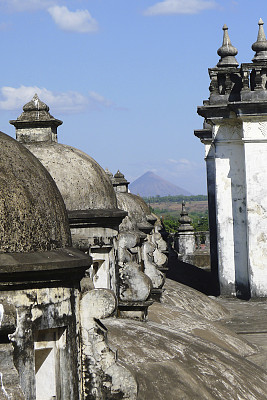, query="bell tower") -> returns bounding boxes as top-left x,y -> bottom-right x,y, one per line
195,20 -> 267,298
